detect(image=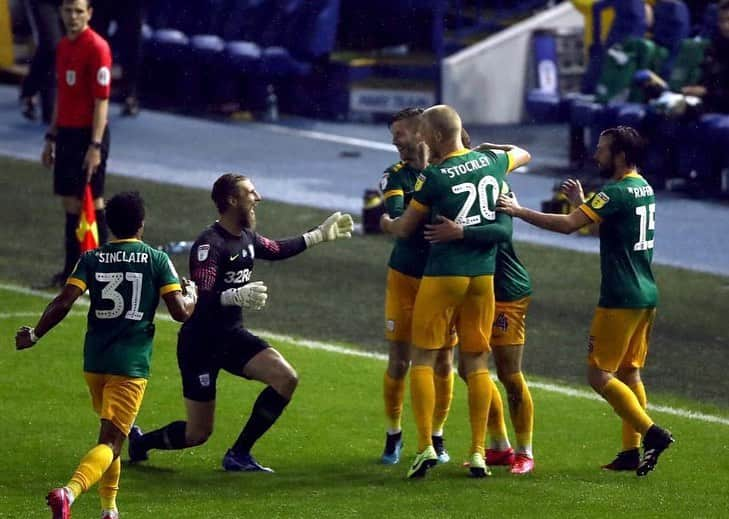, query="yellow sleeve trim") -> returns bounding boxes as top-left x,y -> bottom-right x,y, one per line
160,283 -> 182,296
66,277 -> 87,292
506,150 -> 515,173
410,199 -> 430,213
383,189 -> 404,200
579,204 -> 603,223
